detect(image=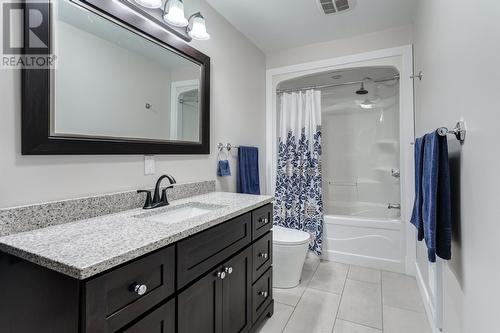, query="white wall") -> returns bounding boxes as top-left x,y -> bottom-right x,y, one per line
413,0 -> 500,332
266,25 -> 412,69
0,0 -> 266,208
